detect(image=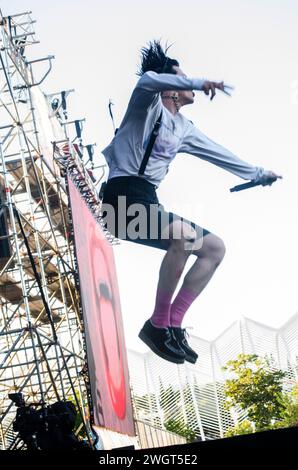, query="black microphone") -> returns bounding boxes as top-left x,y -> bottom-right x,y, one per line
230,180 -> 262,192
